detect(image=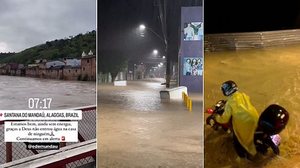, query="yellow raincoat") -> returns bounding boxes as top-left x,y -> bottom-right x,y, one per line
215,91 -> 259,156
